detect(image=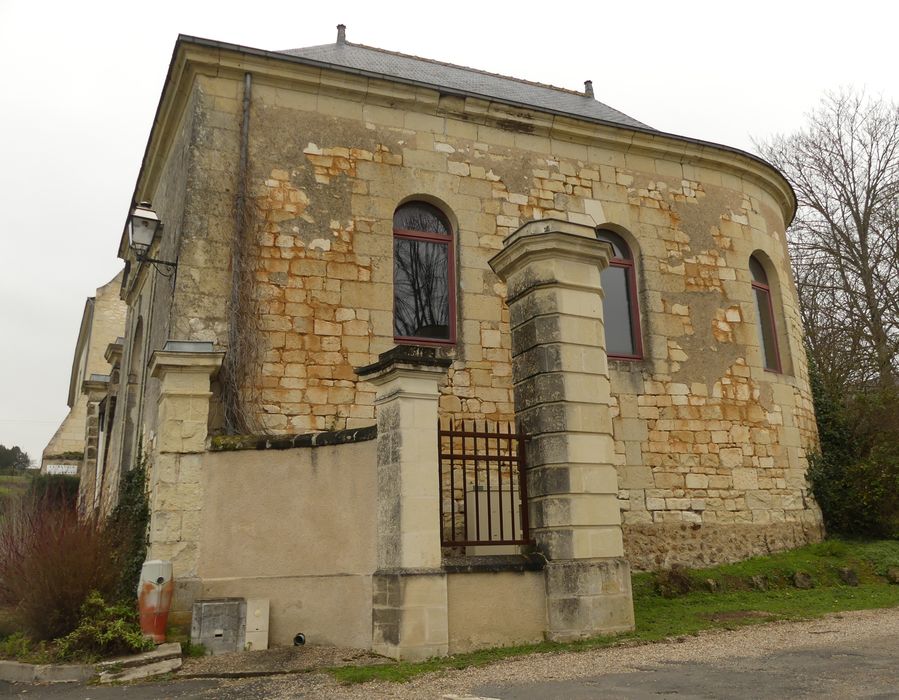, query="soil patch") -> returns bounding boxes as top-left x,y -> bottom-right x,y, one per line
700,610 -> 776,623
